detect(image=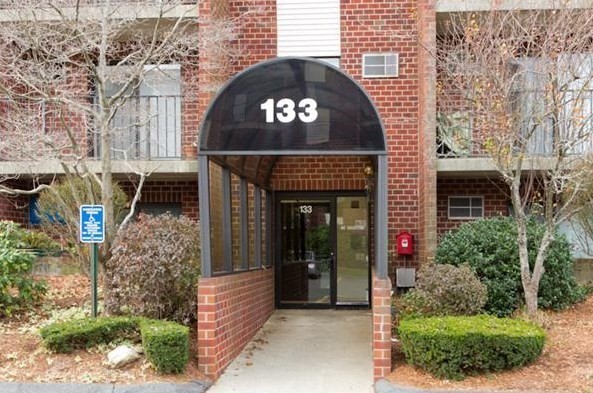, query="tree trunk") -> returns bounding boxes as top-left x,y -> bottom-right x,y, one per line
100,118 -> 114,251
523,280 -> 539,316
